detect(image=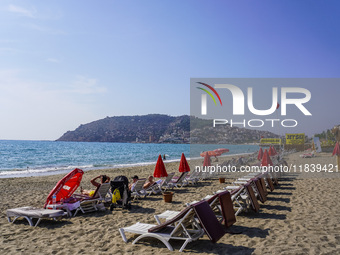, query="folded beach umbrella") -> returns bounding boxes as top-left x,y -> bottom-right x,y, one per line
179,153 -> 190,173
257,147 -> 264,161
203,152 -> 211,167
273,146 -> 278,155
332,142 -> 340,170
332,142 -> 340,156
261,149 -> 273,167
268,146 -> 276,156
154,154 -> 168,178
44,168 -> 84,208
